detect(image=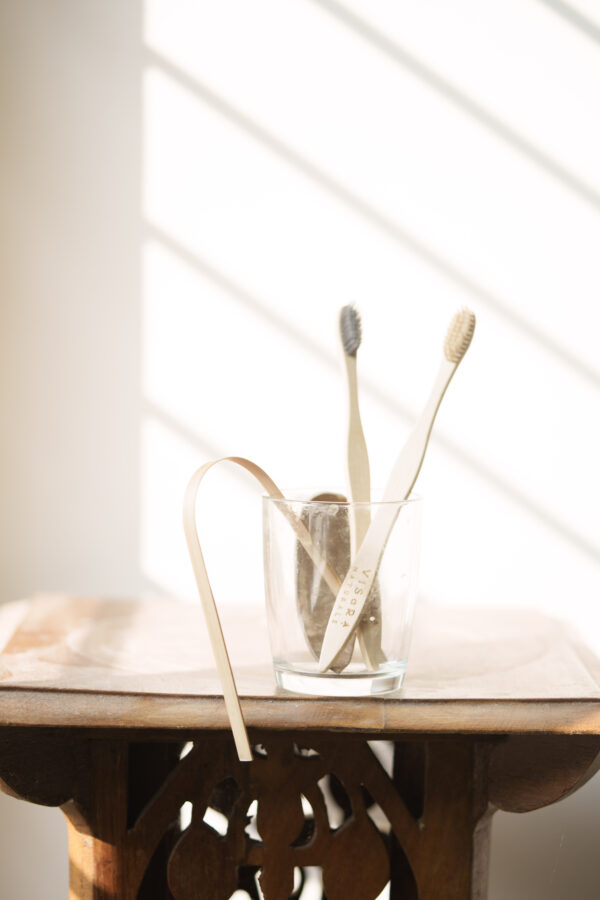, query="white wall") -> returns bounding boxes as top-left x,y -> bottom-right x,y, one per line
1,0 -> 599,896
